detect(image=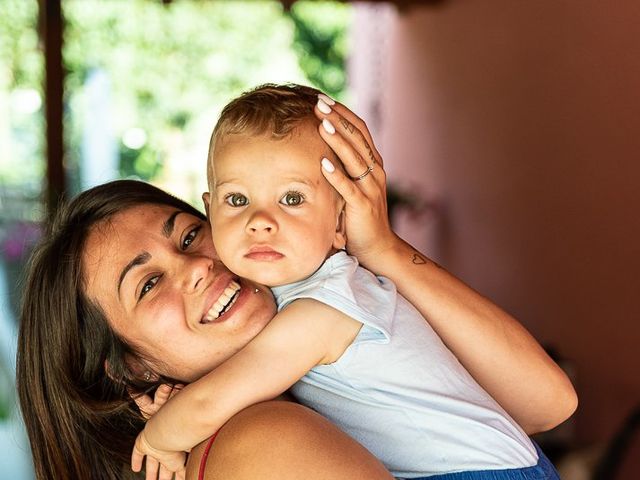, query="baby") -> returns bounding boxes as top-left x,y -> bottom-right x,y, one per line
133,84 -> 558,480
